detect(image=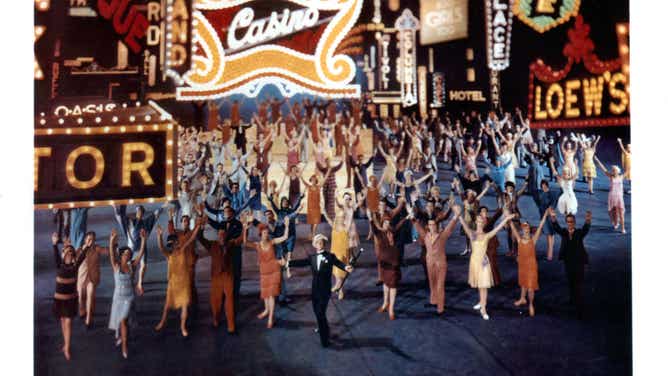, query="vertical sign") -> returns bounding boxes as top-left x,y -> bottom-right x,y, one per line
486,0 -> 514,71
378,33 -> 392,90
395,9 -> 420,107
418,66 -> 428,117
490,69 -> 501,109
432,72 -> 445,108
